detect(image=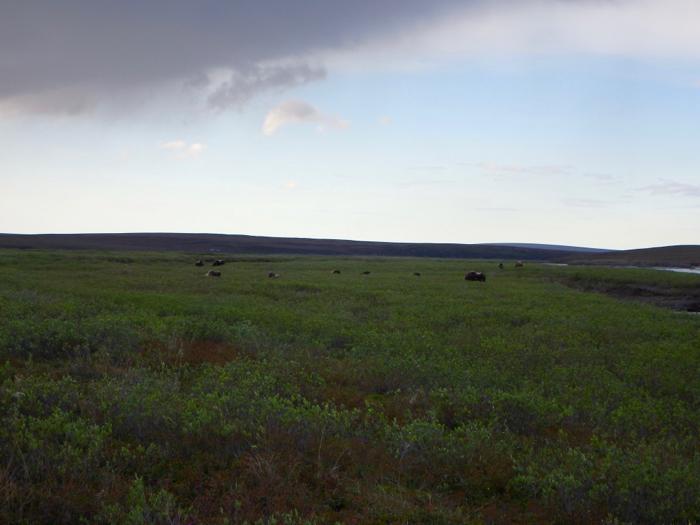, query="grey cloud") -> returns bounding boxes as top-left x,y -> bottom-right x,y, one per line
0,0 -> 466,115
0,88 -> 97,117
207,63 -> 326,111
5,1 -> 700,116
638,180 -> 700,198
